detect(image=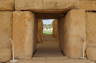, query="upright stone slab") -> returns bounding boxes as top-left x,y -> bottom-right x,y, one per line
86,12 -> 96,61
0,0 -> 14,10
60,9 -> 86,58
52,20 -> 58,38
13,11 -> 35,59
0,12 -> 12,62
37,19 -> 43,43
86,12 -> 96,47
